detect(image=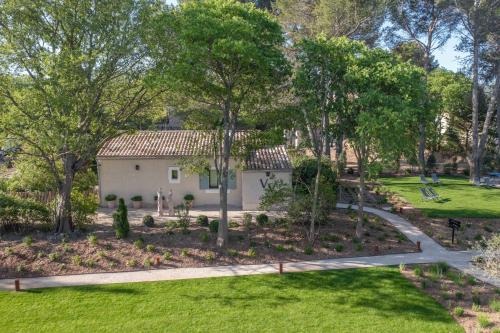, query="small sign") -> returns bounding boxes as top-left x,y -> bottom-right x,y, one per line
448,218 -> 461,244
